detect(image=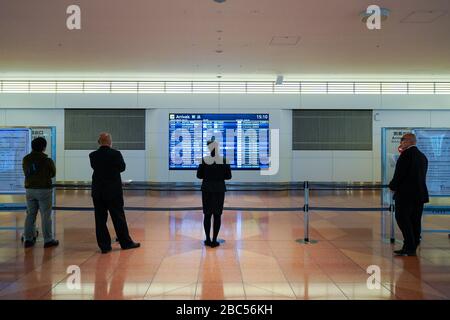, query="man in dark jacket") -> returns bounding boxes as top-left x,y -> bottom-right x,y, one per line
89,132 -> 140,253
389,133 -> 429,256
196,139 -> 232,248
22,137 -> 58,248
